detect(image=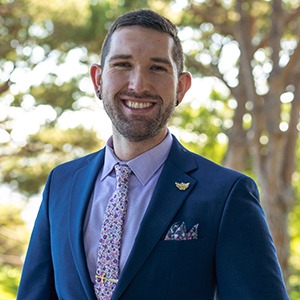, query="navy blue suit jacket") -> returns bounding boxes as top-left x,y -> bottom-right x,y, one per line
17,137 -> 288,299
